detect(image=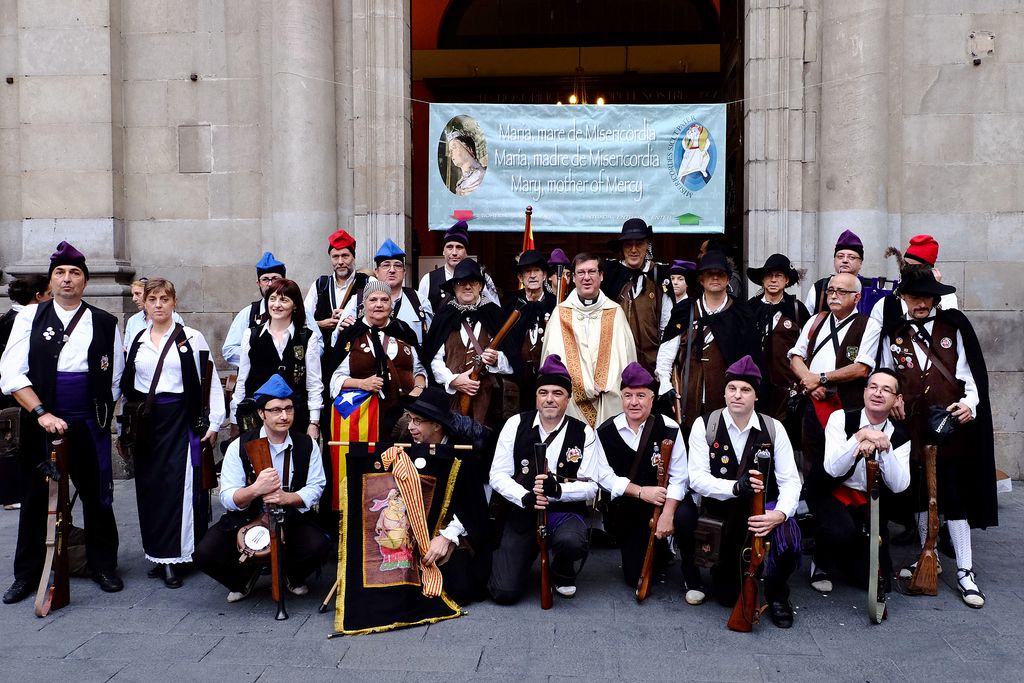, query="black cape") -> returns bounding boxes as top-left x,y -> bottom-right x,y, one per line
936,308 -> 997,529
661,295 -> 755,366
747,293 -> 810,390
421,299 -> 516,370
601,259 -> 671,303
331,317 -> 421,371
501,290 -> 556,377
